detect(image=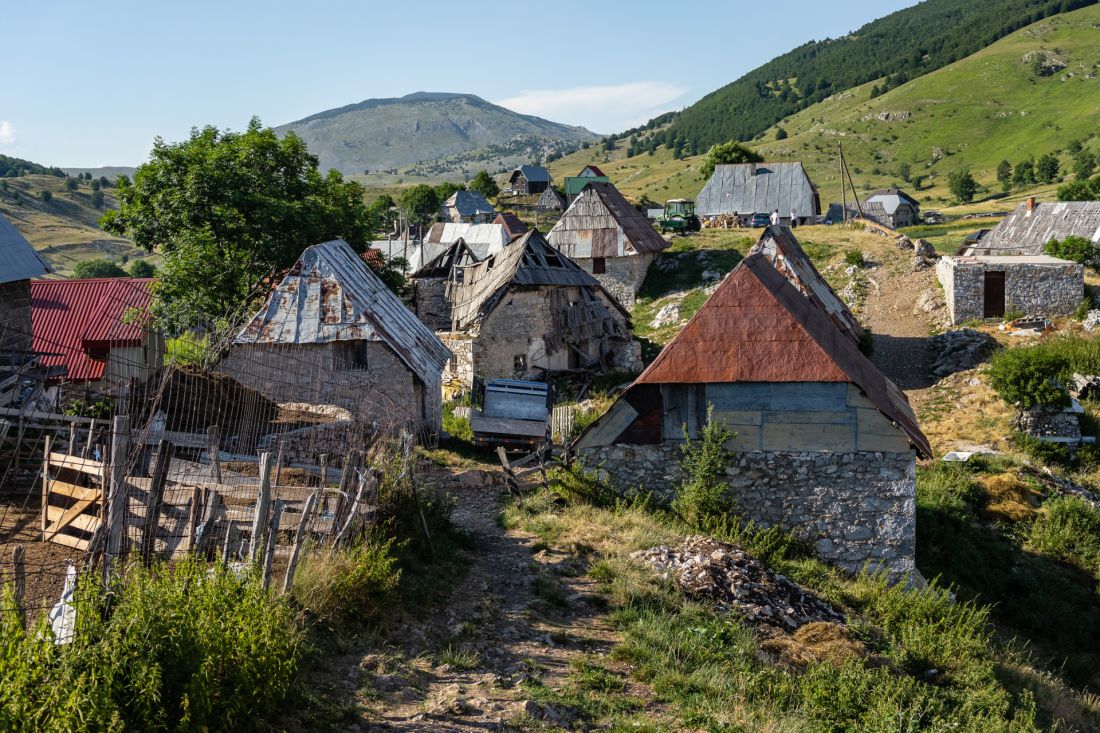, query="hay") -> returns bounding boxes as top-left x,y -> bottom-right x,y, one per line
980,473 -> 1040,523
760,622 -> 868,669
